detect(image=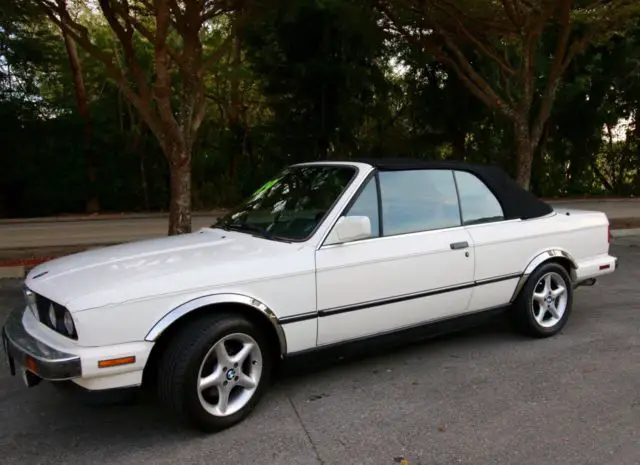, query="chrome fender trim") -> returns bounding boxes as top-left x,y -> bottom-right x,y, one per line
510,249 -> 578,302
144,294 -> 287,356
